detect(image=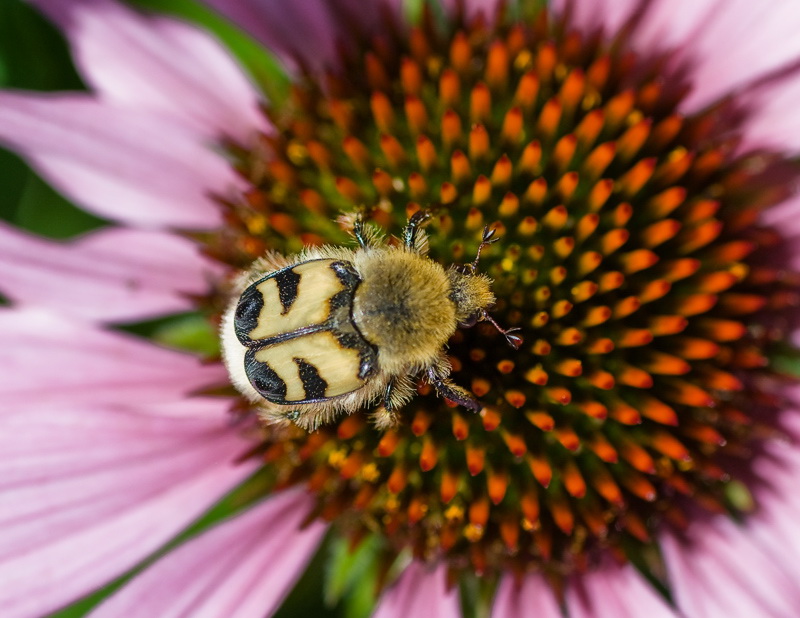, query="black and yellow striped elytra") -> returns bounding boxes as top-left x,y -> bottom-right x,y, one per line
234,259 -> 378,404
